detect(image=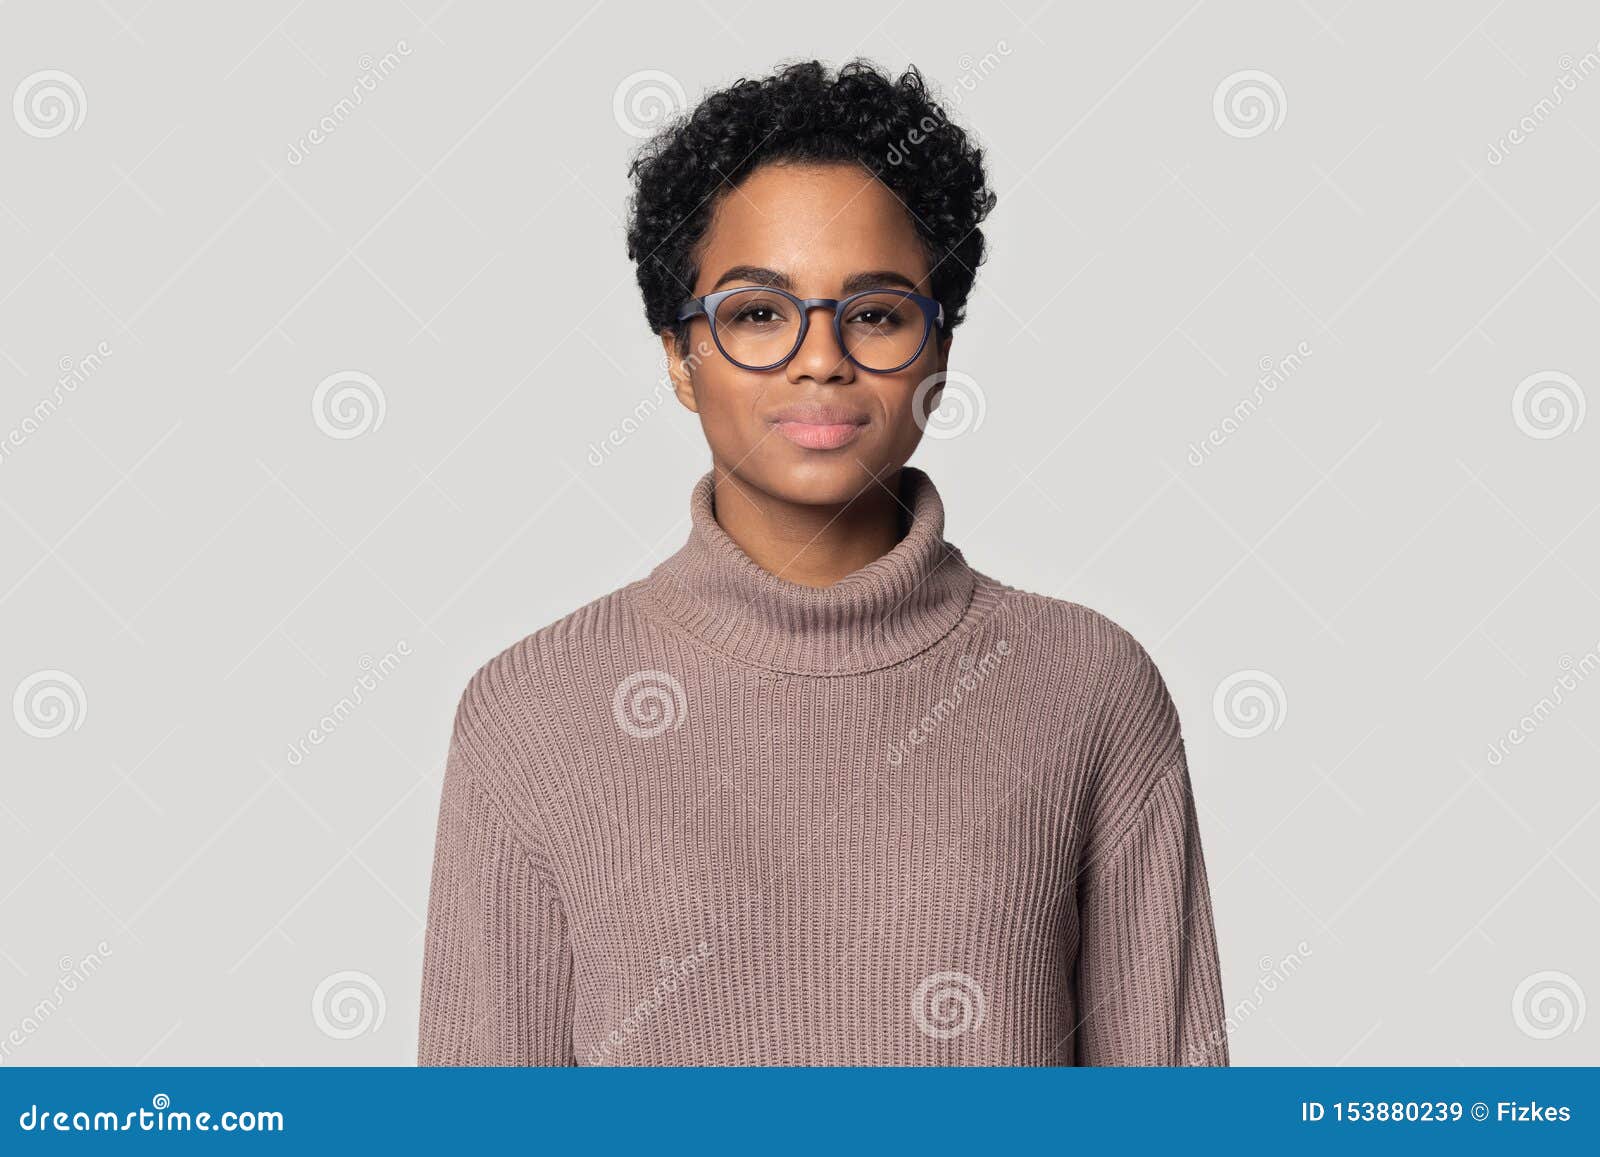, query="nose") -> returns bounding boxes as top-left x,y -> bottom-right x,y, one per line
786,305 -> 855,385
